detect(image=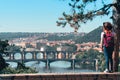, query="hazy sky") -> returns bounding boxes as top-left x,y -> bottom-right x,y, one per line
0,0 -> 112,33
